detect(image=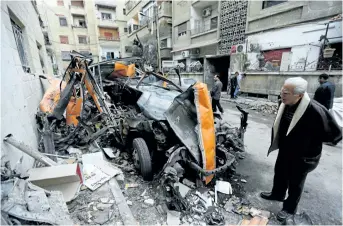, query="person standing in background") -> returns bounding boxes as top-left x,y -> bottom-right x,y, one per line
230,72 -> 238,99
234,73 -> 246,98
211,75 -> 224,114
313,73 -> 335,110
